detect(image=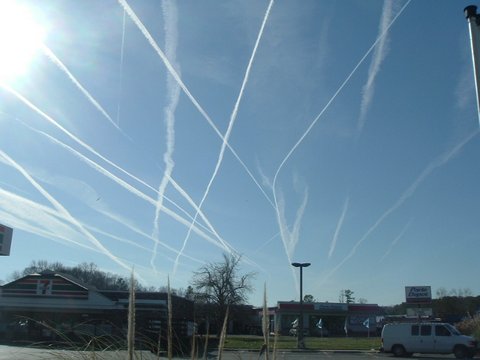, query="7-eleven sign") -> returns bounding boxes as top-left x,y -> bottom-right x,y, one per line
0,224 -> 13,256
